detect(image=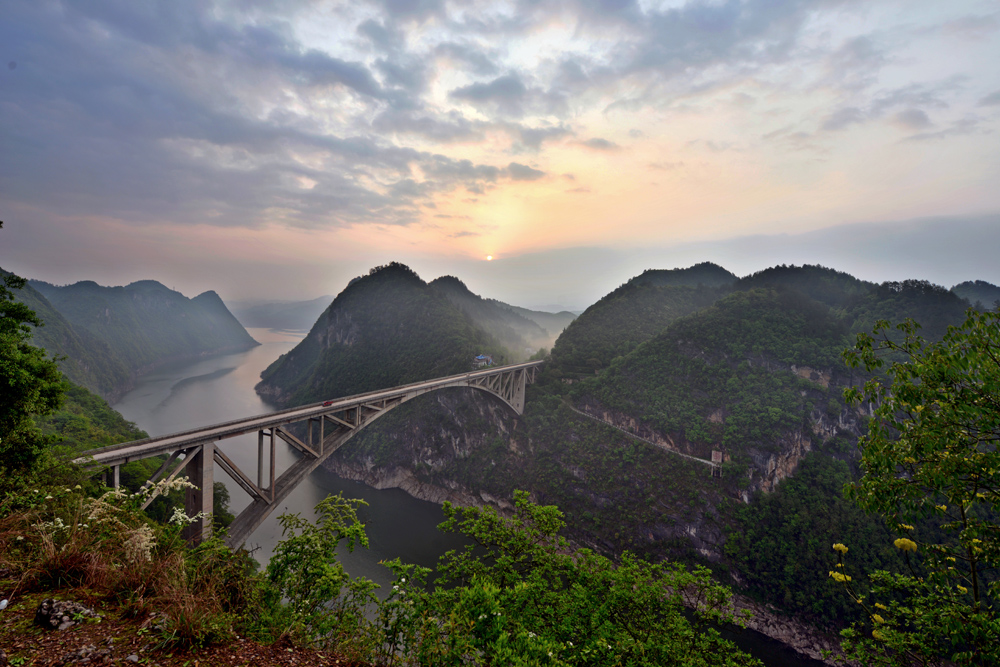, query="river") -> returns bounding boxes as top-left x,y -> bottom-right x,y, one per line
111,327 -> 826,667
